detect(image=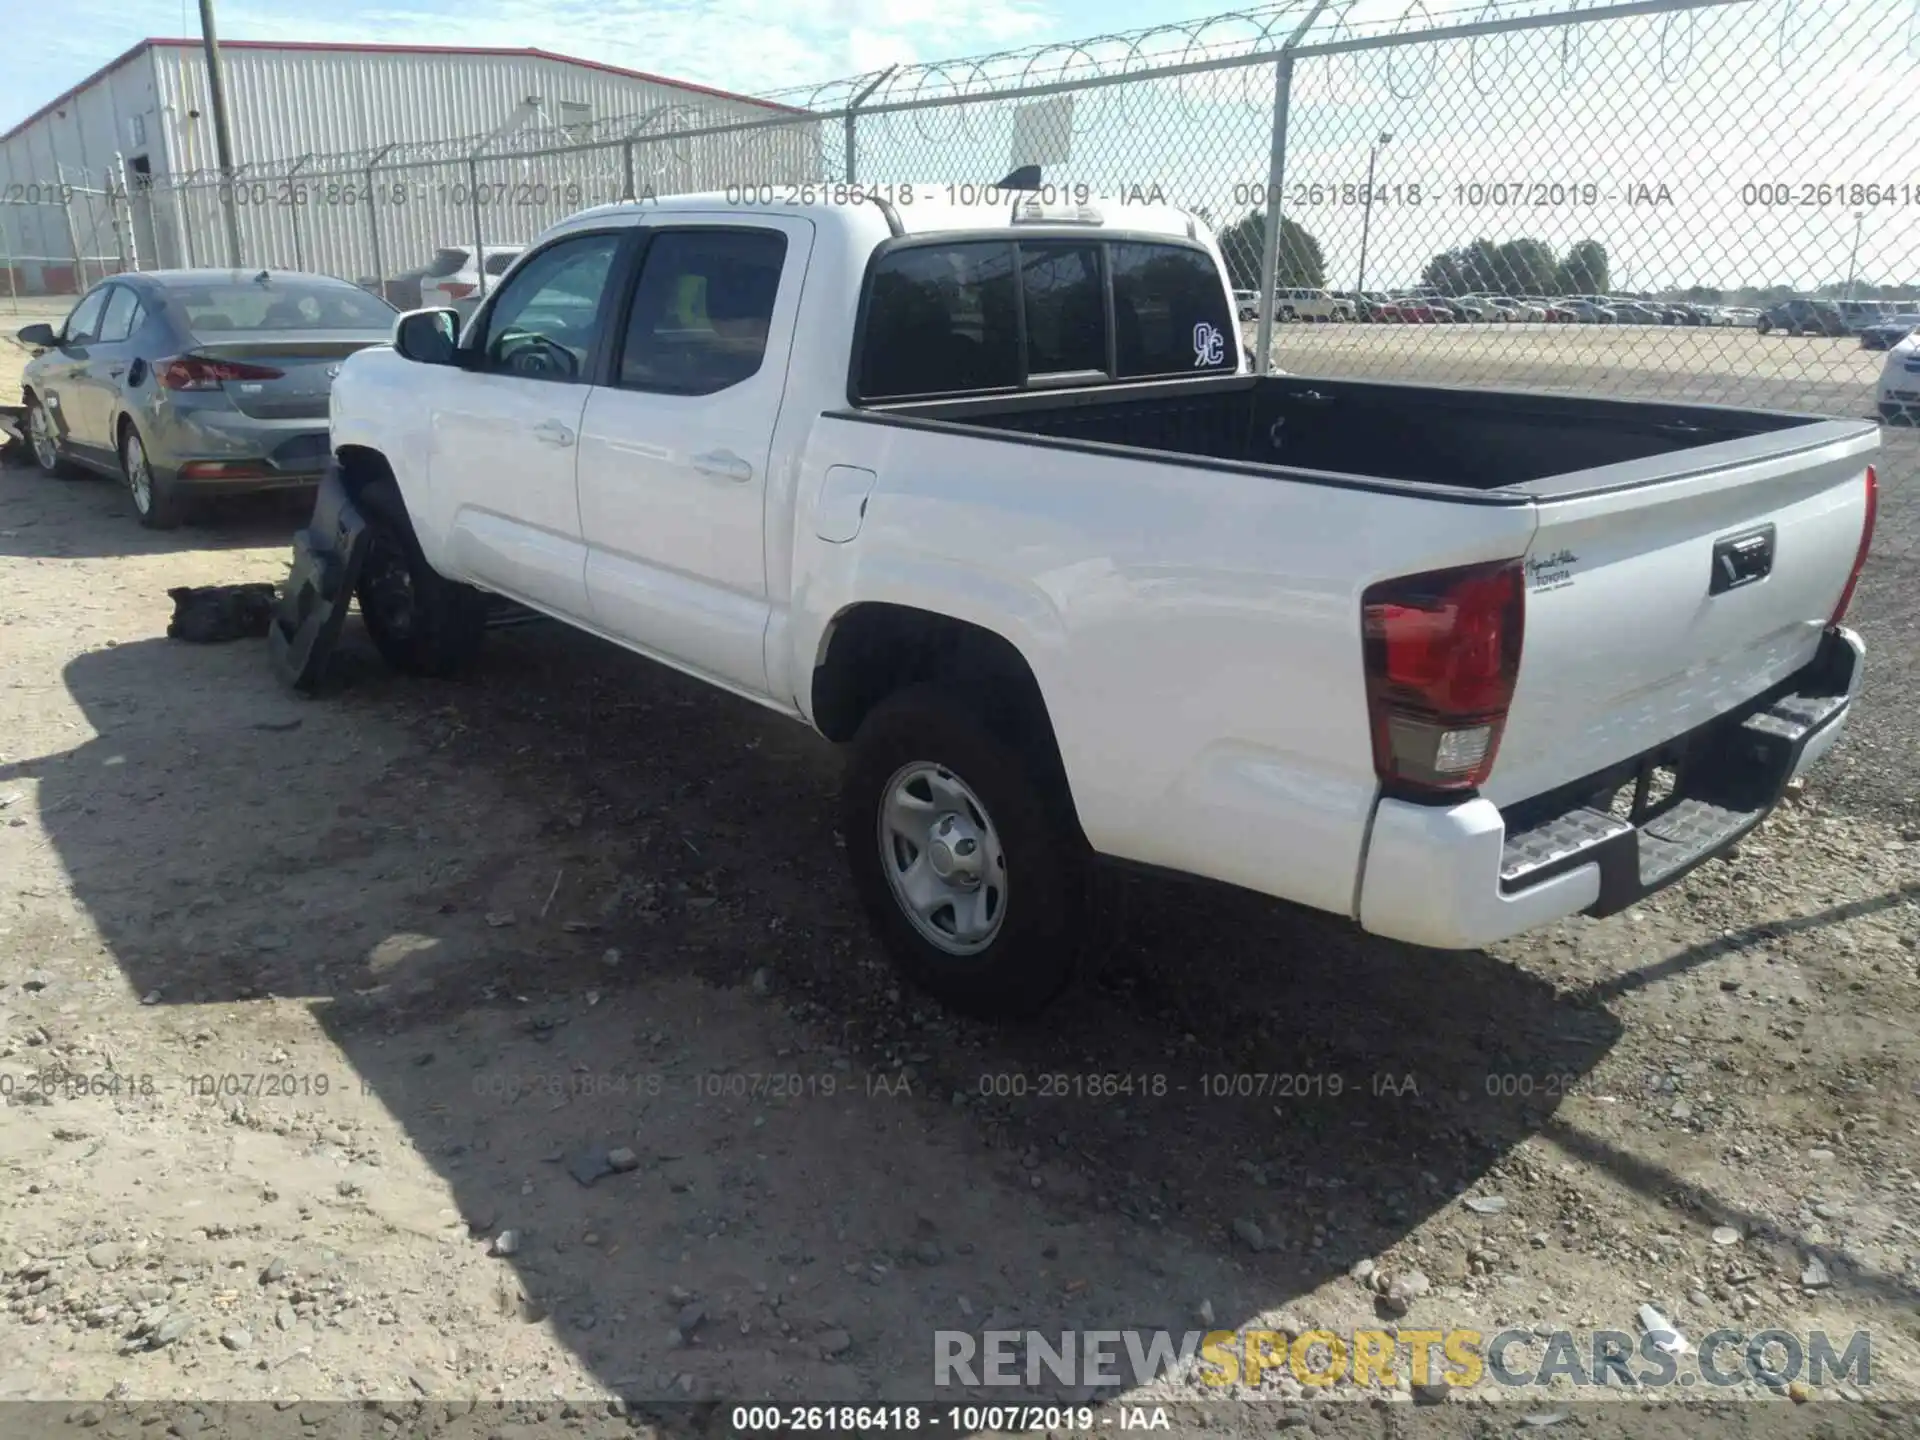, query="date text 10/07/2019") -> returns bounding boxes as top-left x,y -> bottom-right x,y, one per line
730,1405 -> 1173,1431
